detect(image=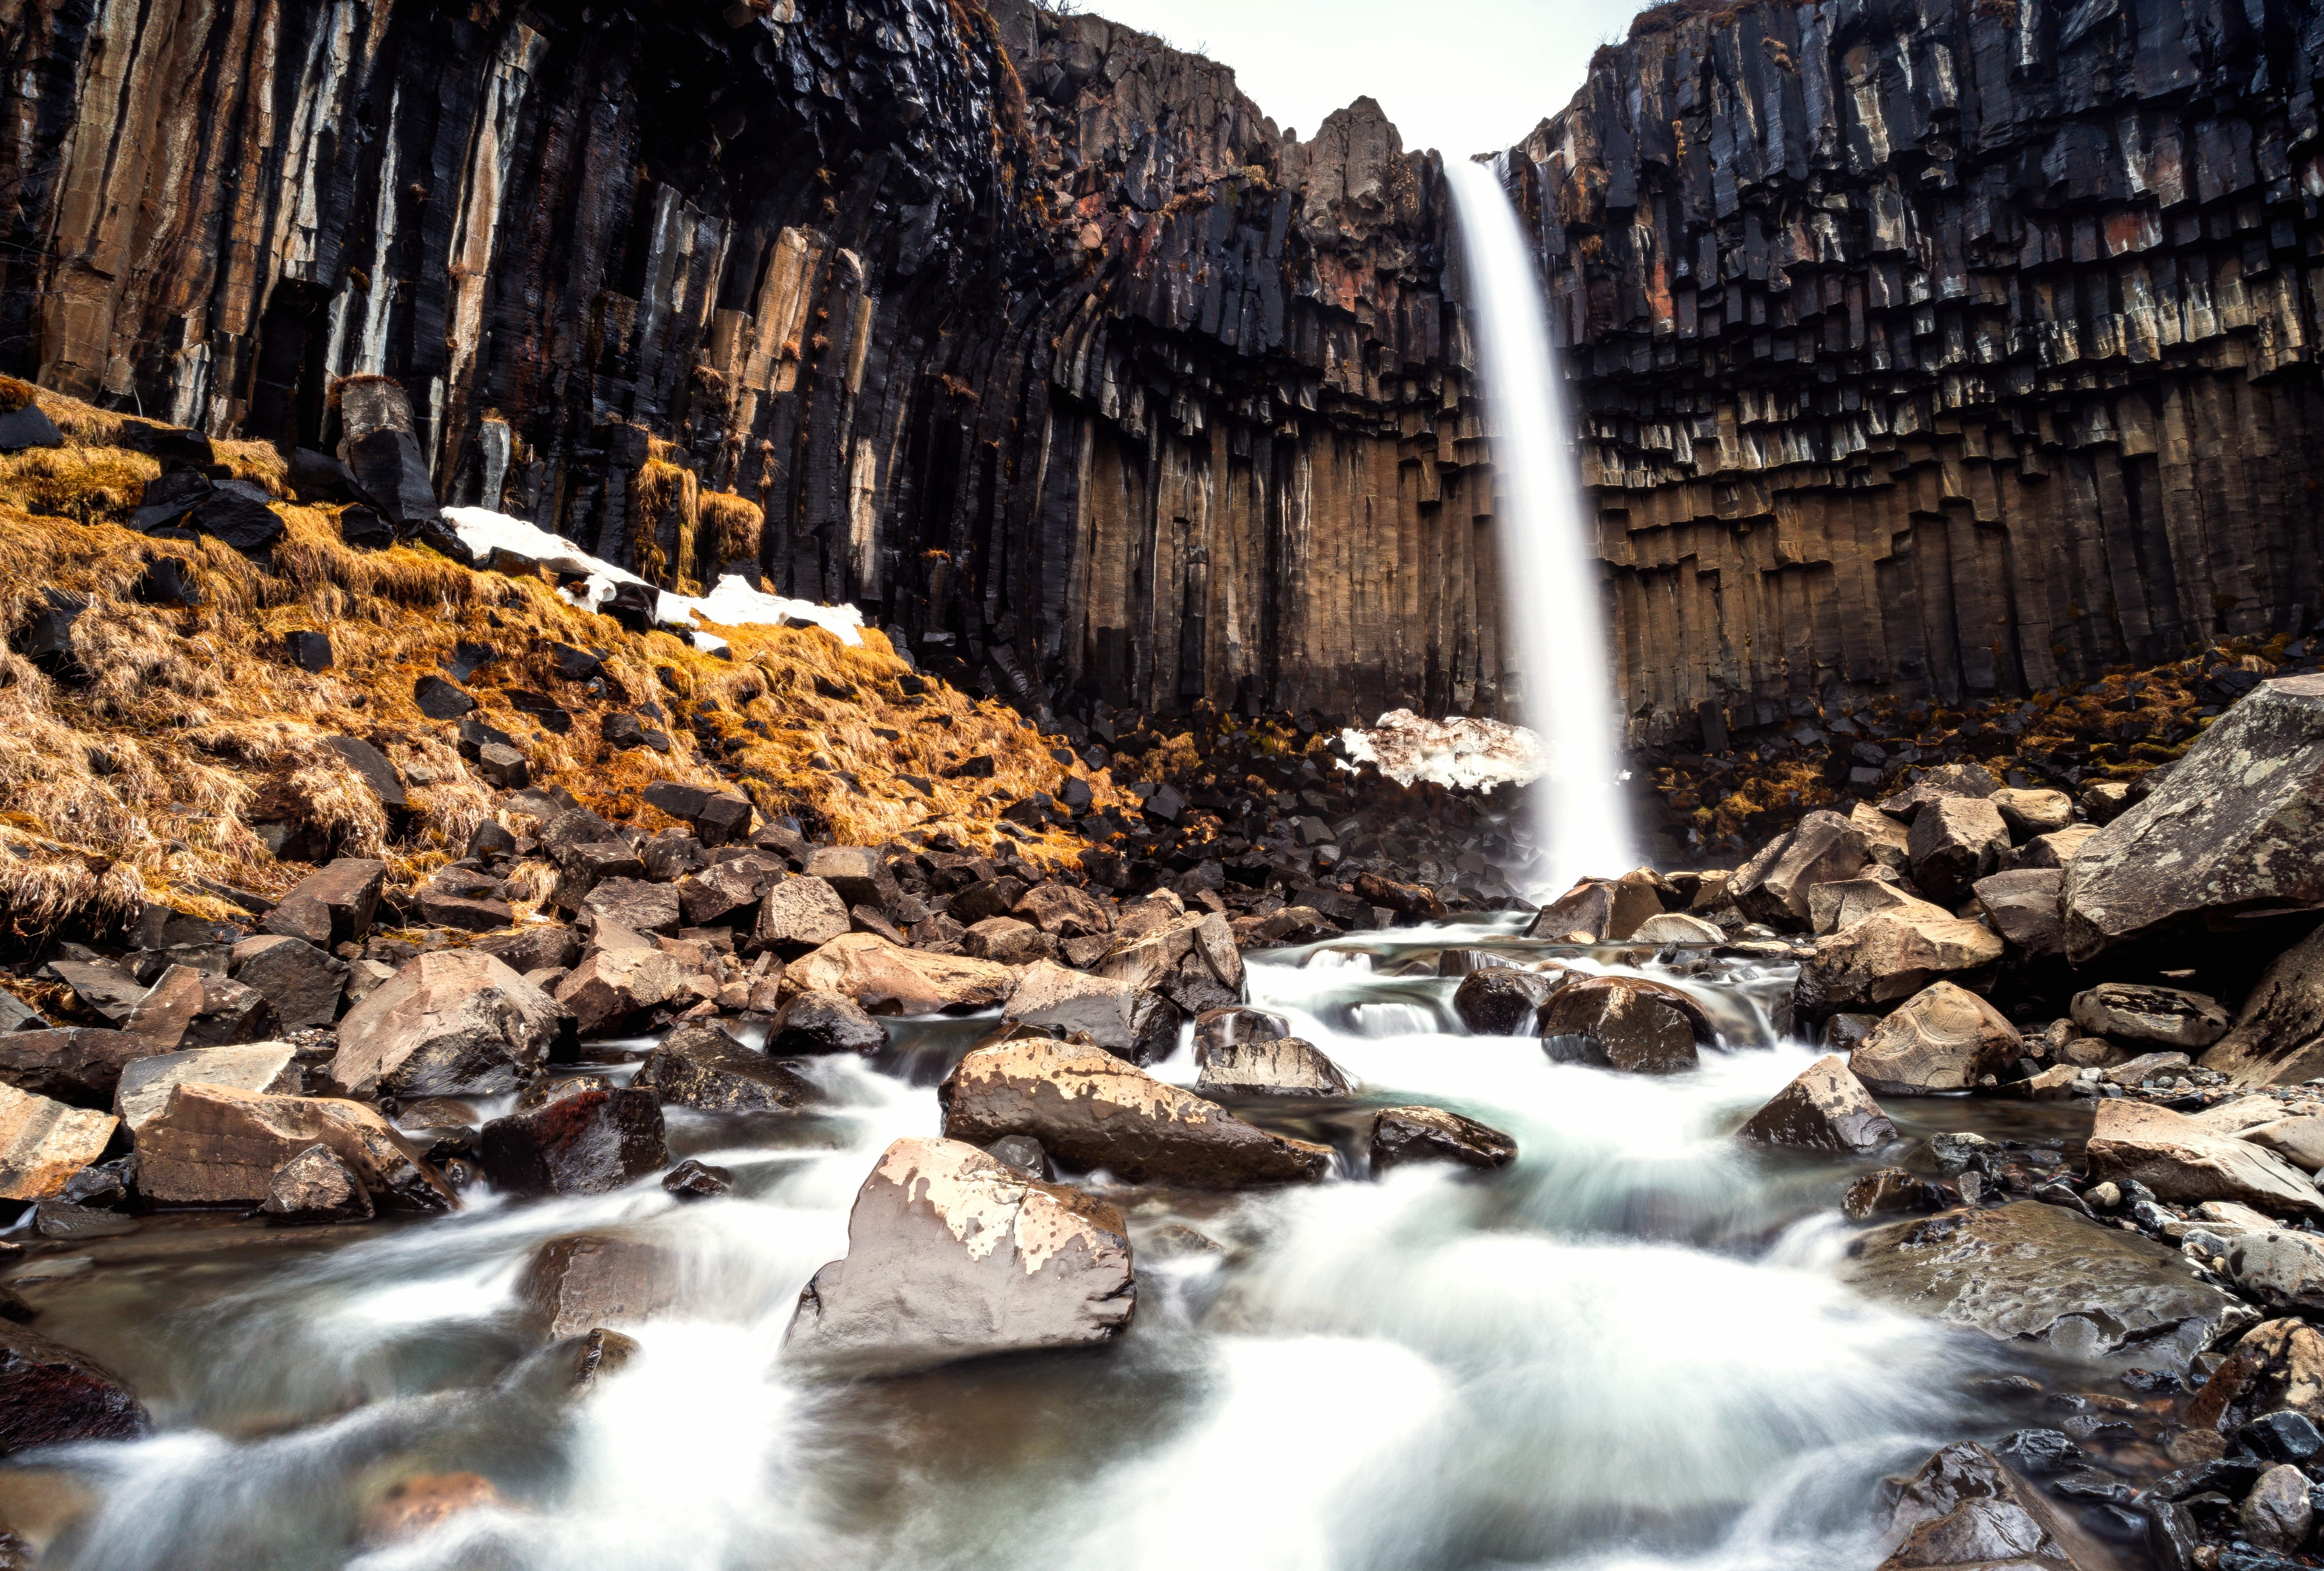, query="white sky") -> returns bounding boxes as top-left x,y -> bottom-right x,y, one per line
1072,0 -> 1652,160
